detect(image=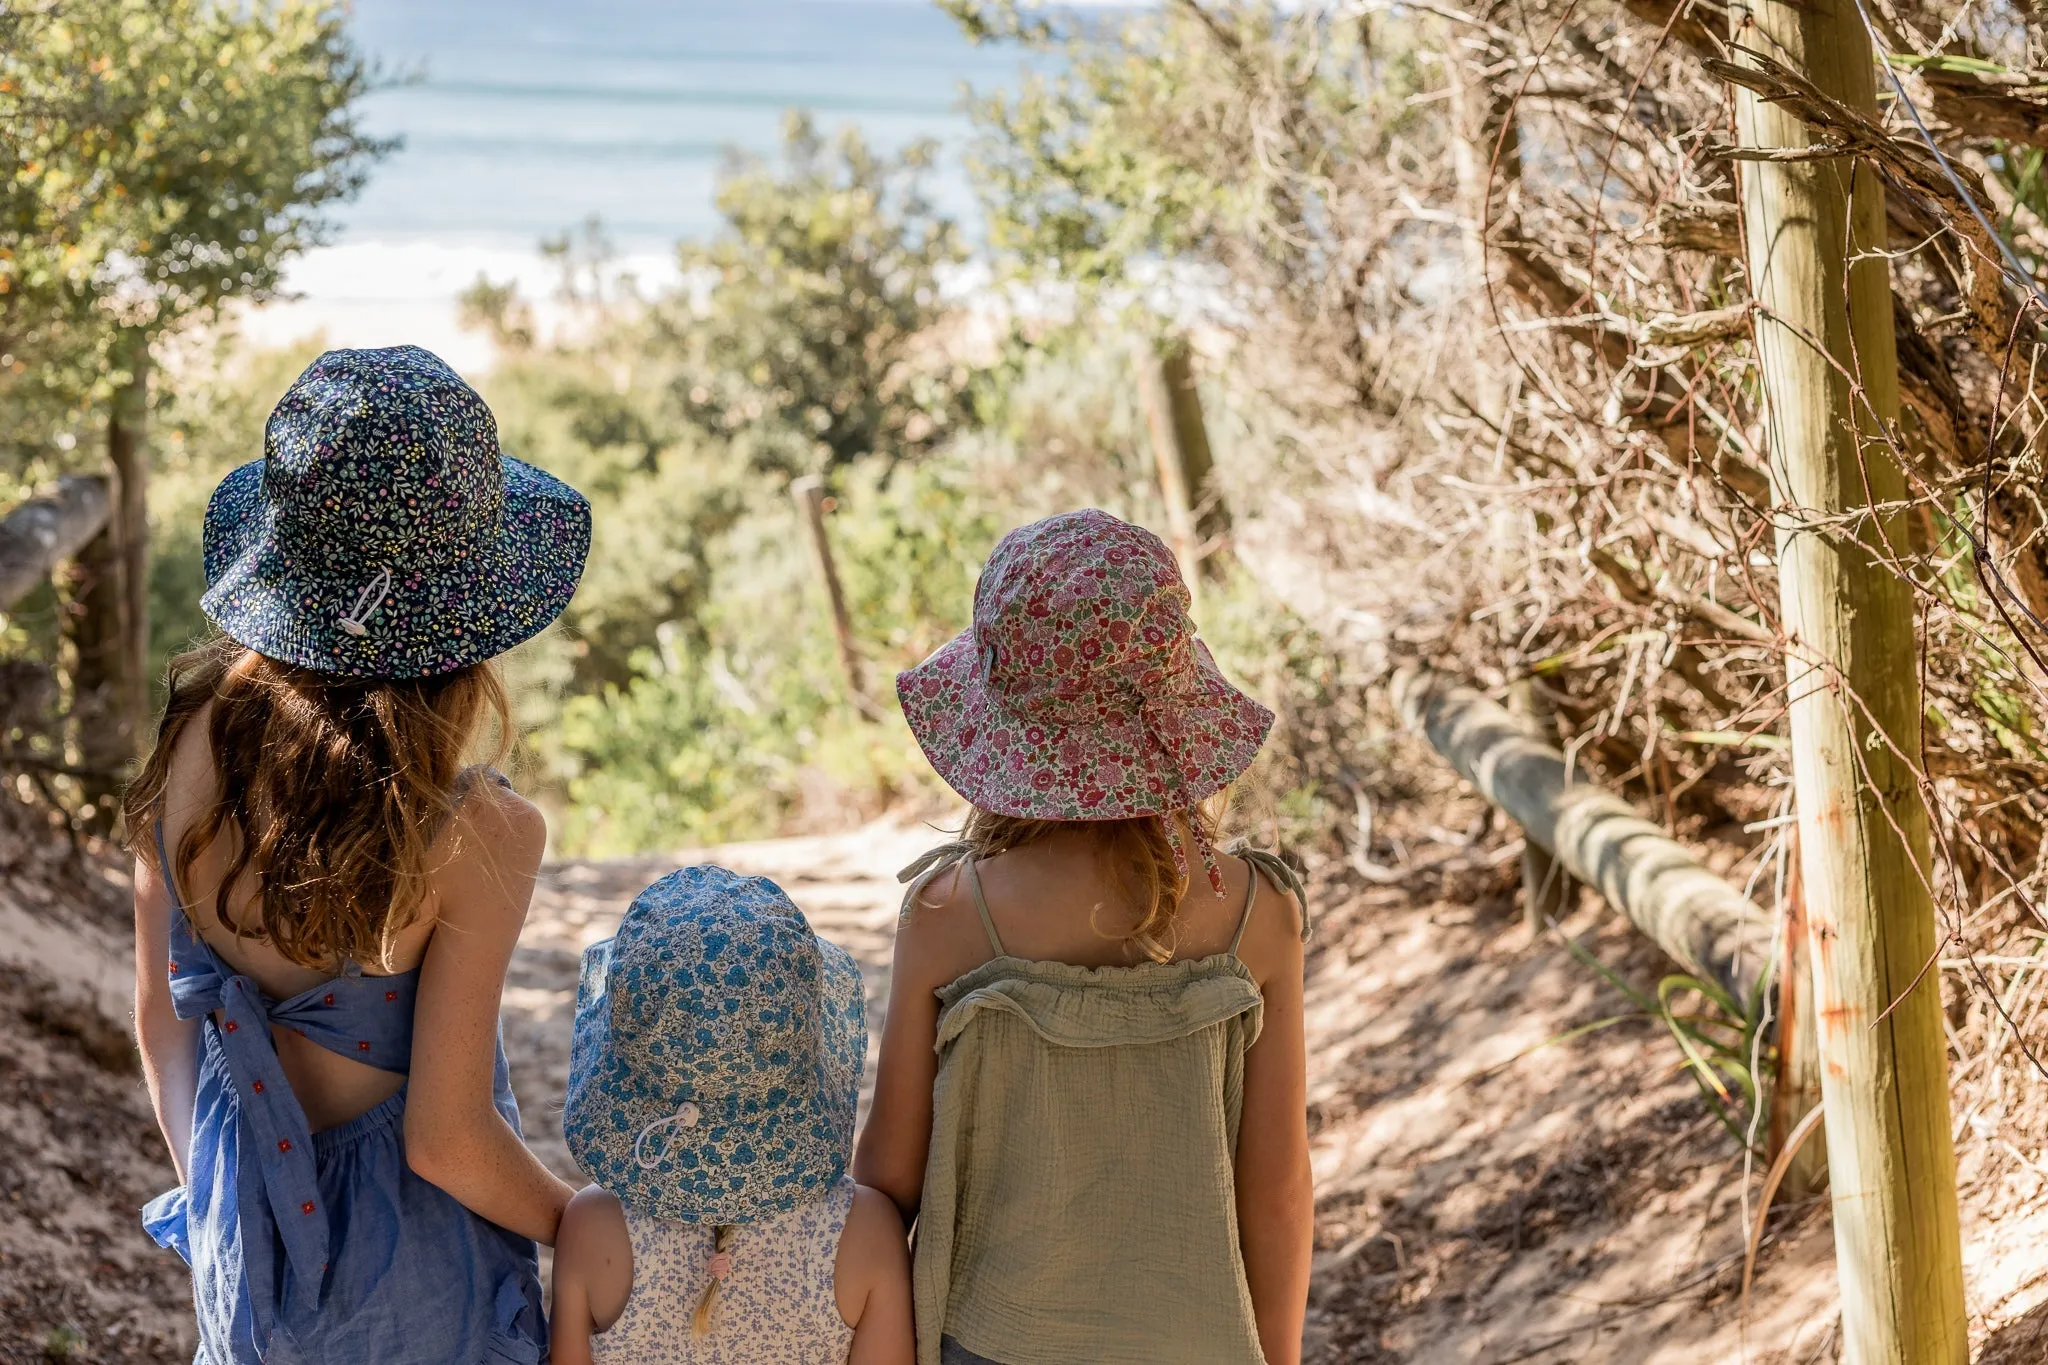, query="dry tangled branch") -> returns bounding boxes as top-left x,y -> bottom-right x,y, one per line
1130,0 -> 2048,1205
